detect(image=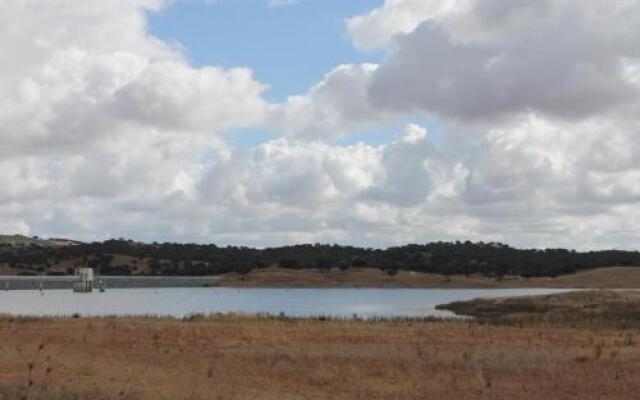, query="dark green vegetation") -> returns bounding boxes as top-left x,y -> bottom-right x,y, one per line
2,235 -> 640,278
